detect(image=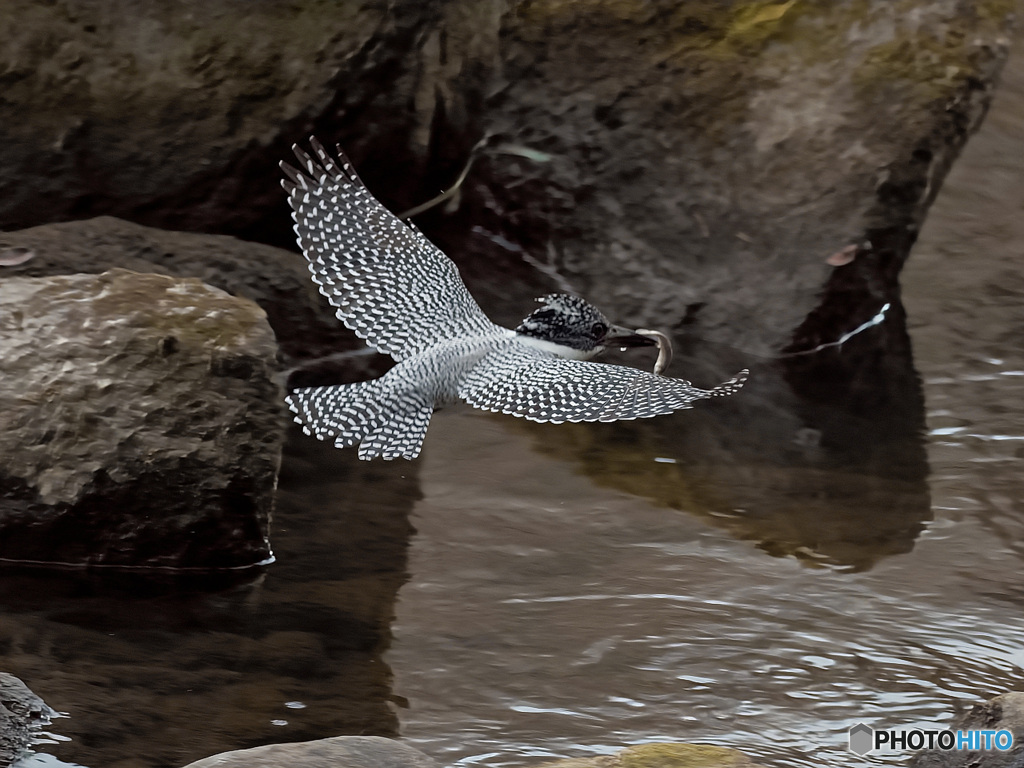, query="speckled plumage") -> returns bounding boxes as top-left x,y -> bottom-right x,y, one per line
281,138 -> 747,460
